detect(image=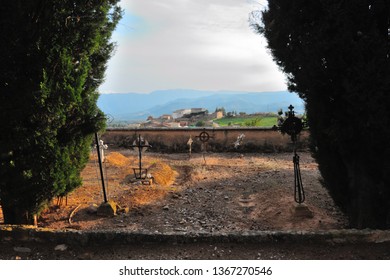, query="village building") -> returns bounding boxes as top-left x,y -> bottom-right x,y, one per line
172,109 -> 191,119
209,111 -> 223,119
161,114 -> 172,121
